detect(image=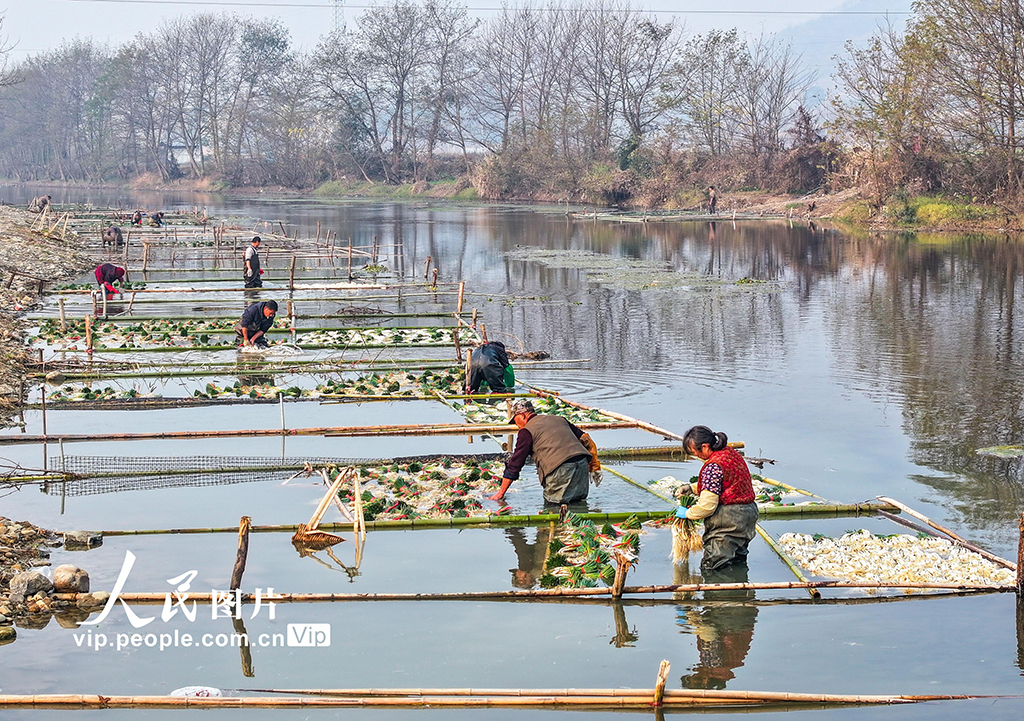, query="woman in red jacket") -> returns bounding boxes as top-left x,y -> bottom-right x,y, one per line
677,425 -> 758,572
